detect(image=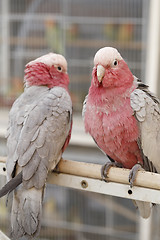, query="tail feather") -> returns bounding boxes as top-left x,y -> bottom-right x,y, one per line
134,200 -> 152,219
0,172 -> 22,198
11,187 -> 43,239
